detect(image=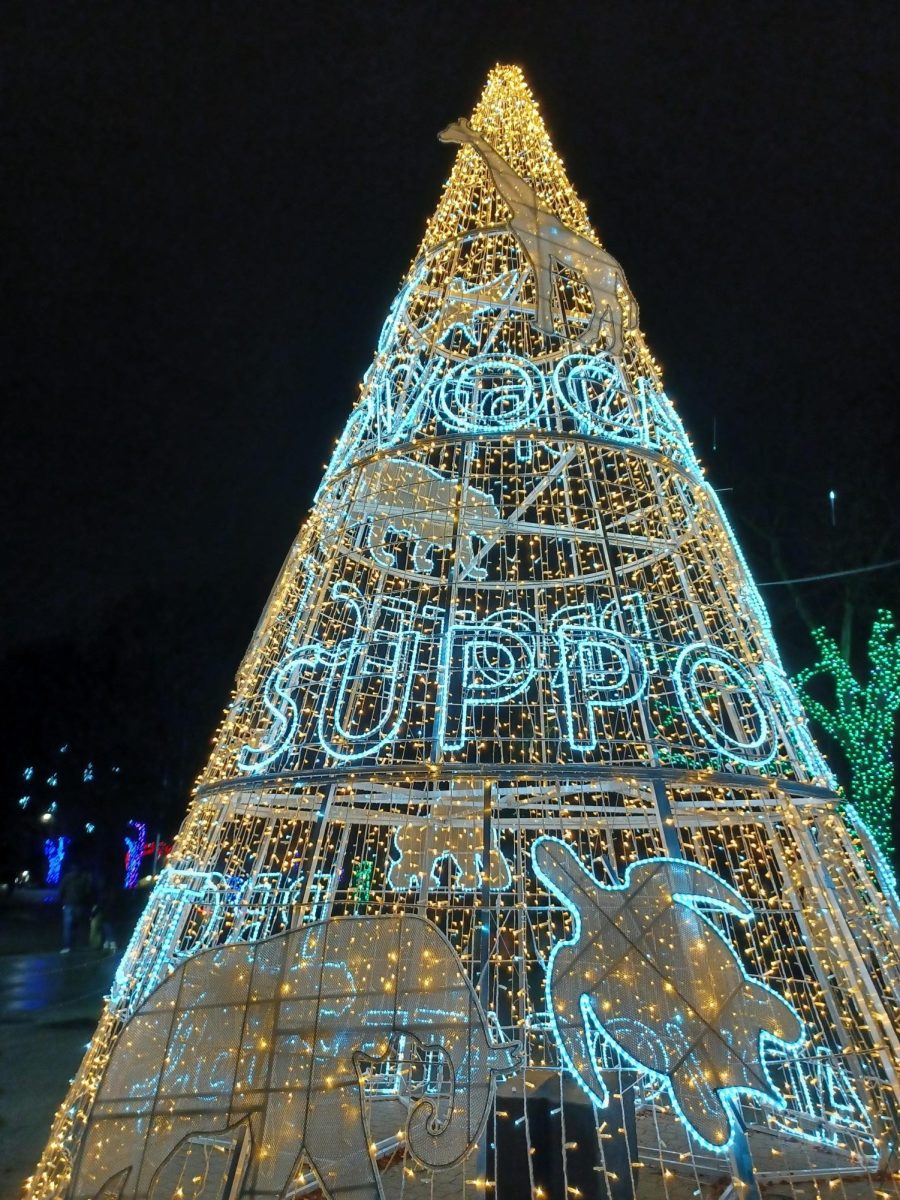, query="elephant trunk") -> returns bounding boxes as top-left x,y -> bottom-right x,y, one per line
405,1025 -> 520,1170
407,1079 -> 492,1169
